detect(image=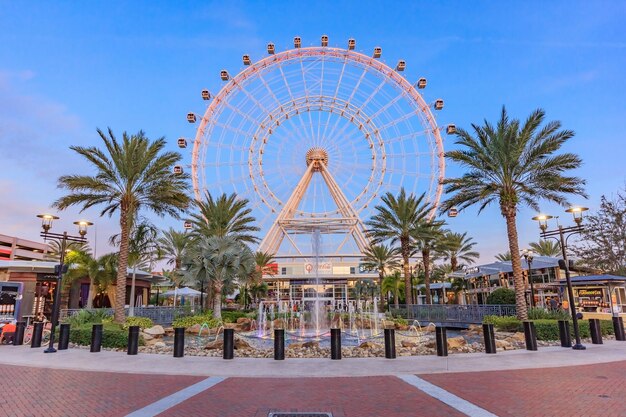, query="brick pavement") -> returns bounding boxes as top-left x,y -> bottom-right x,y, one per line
0,364 -> 203,417
156,376 -> 467,417
421,360 -> 626,417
